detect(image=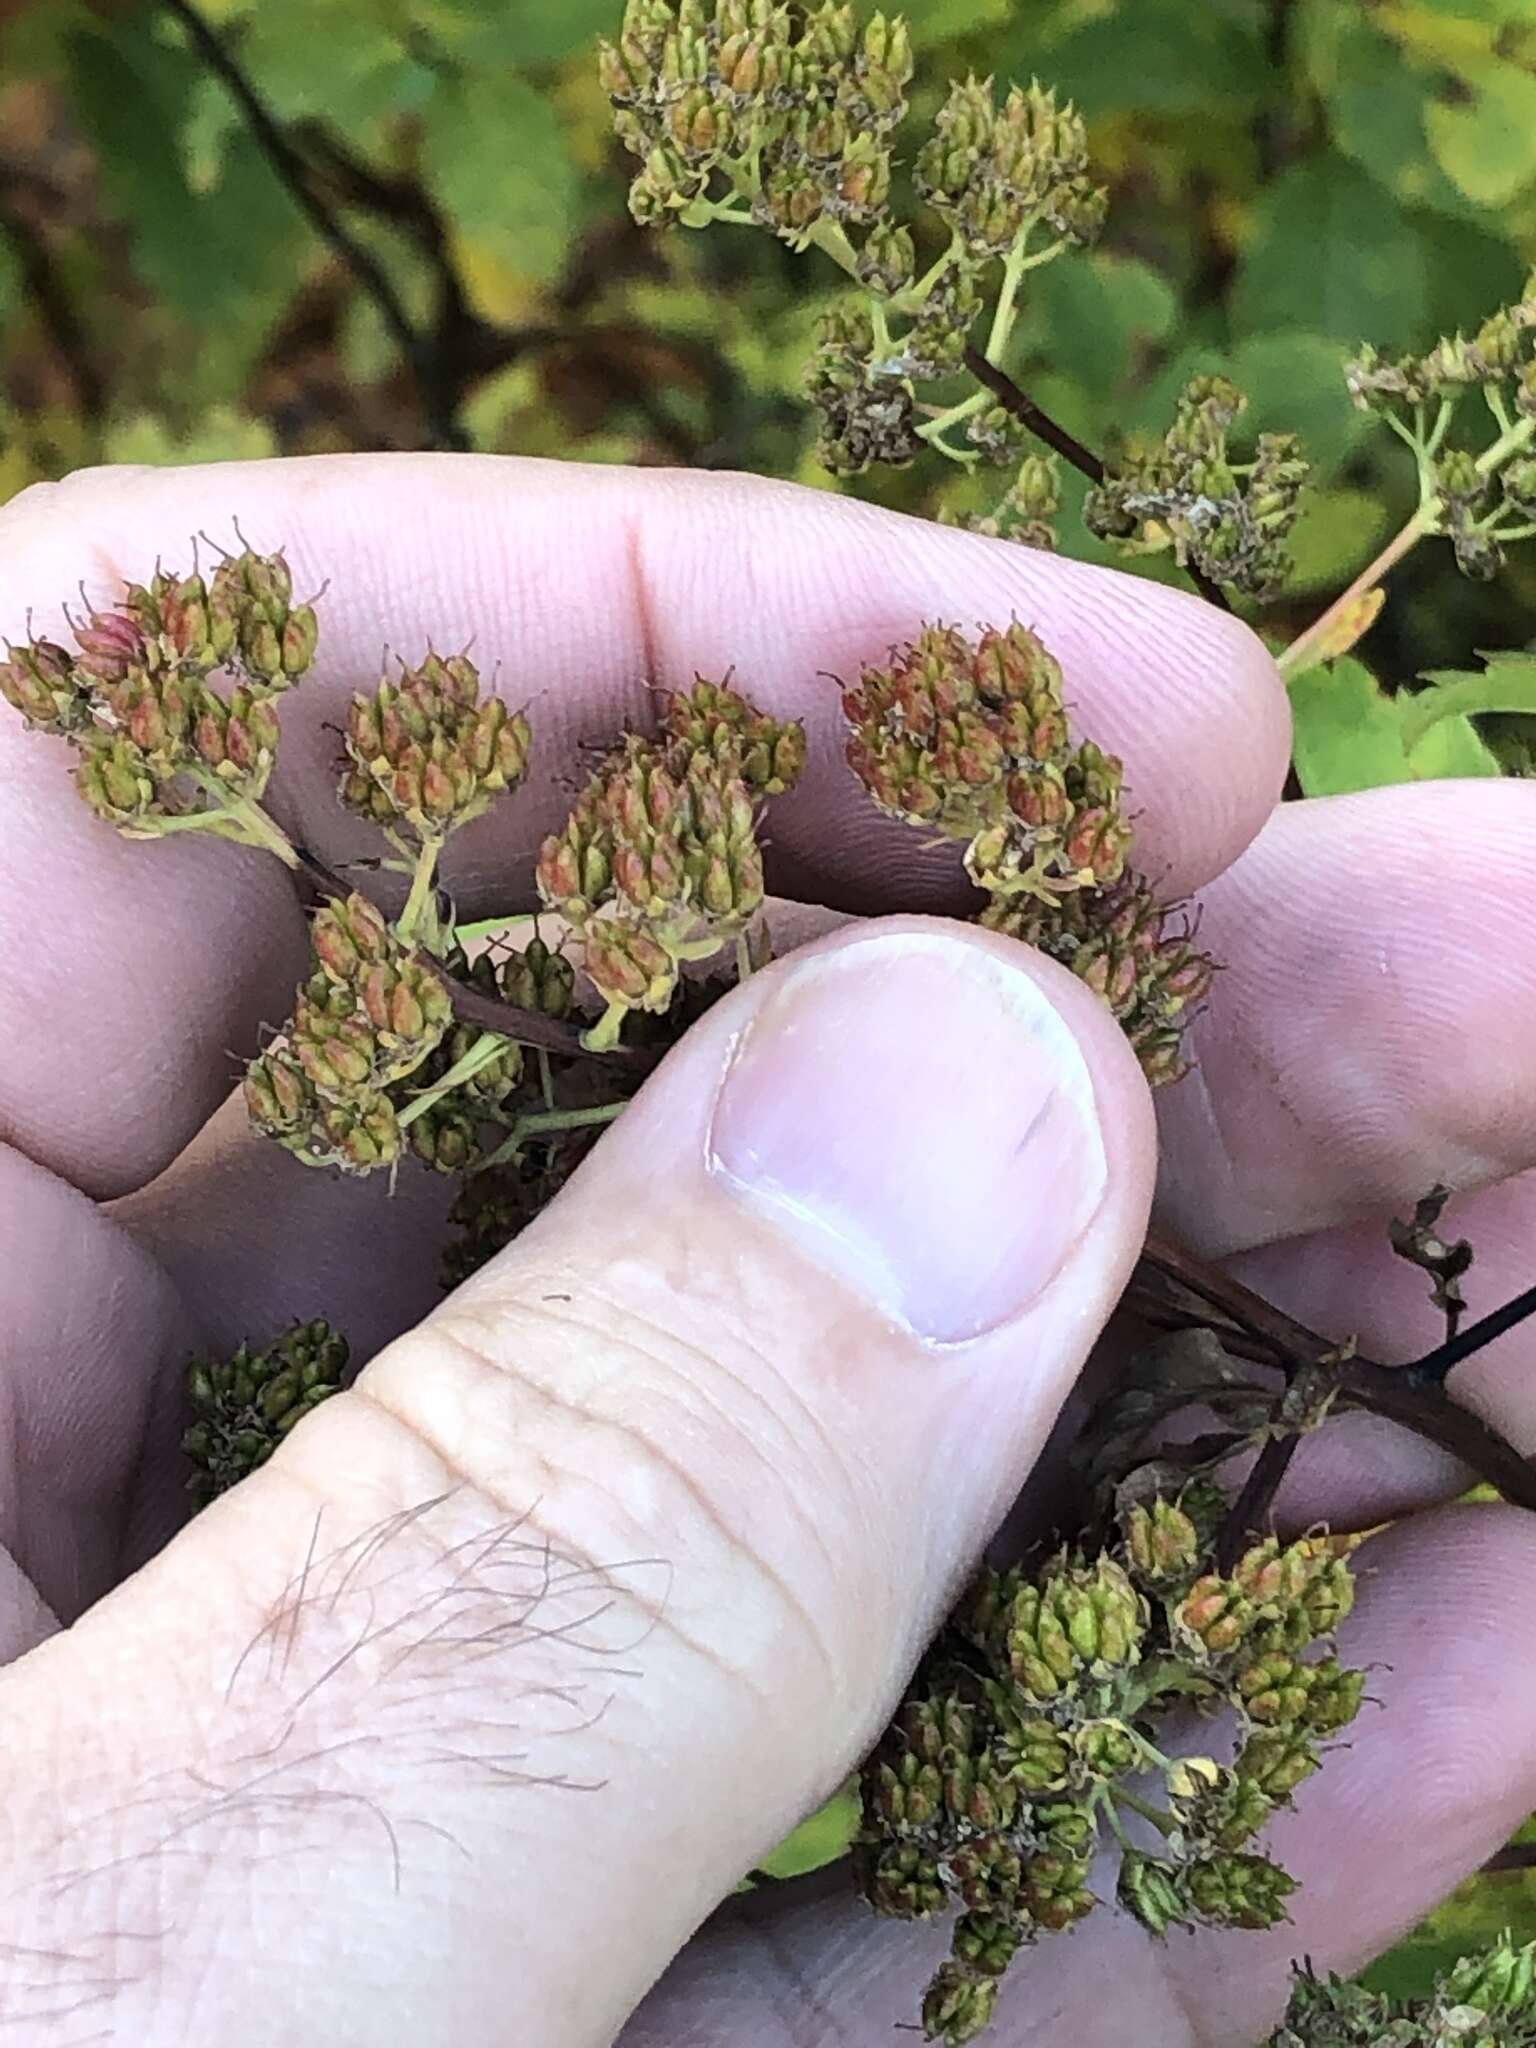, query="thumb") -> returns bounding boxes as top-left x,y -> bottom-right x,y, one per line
0,916 -> 1154,2045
